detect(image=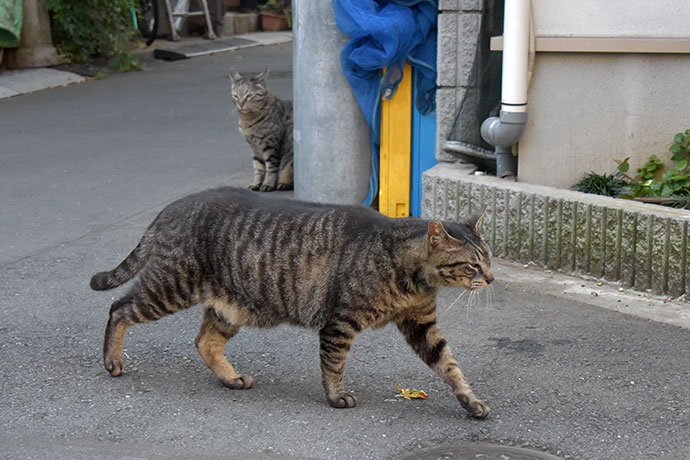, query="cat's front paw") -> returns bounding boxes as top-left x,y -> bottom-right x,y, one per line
220,373 -> 254,390
104,355 -> 125,377
259,184 -> 276,192
457,393 -> 490,419
327,391 -> 357,409
248,184 -> 261,191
